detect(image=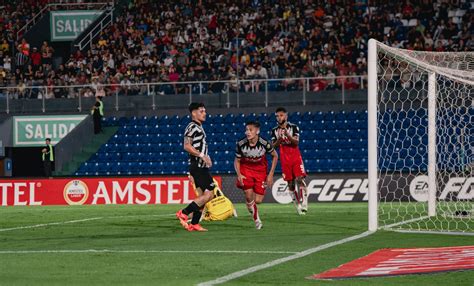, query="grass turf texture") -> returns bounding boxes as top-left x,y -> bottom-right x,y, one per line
0,203 -> 473,285
379,202 -> 474,232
